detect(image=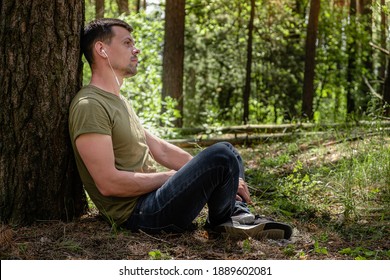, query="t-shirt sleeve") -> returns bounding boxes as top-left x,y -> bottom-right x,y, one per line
69,97 -> 112,141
